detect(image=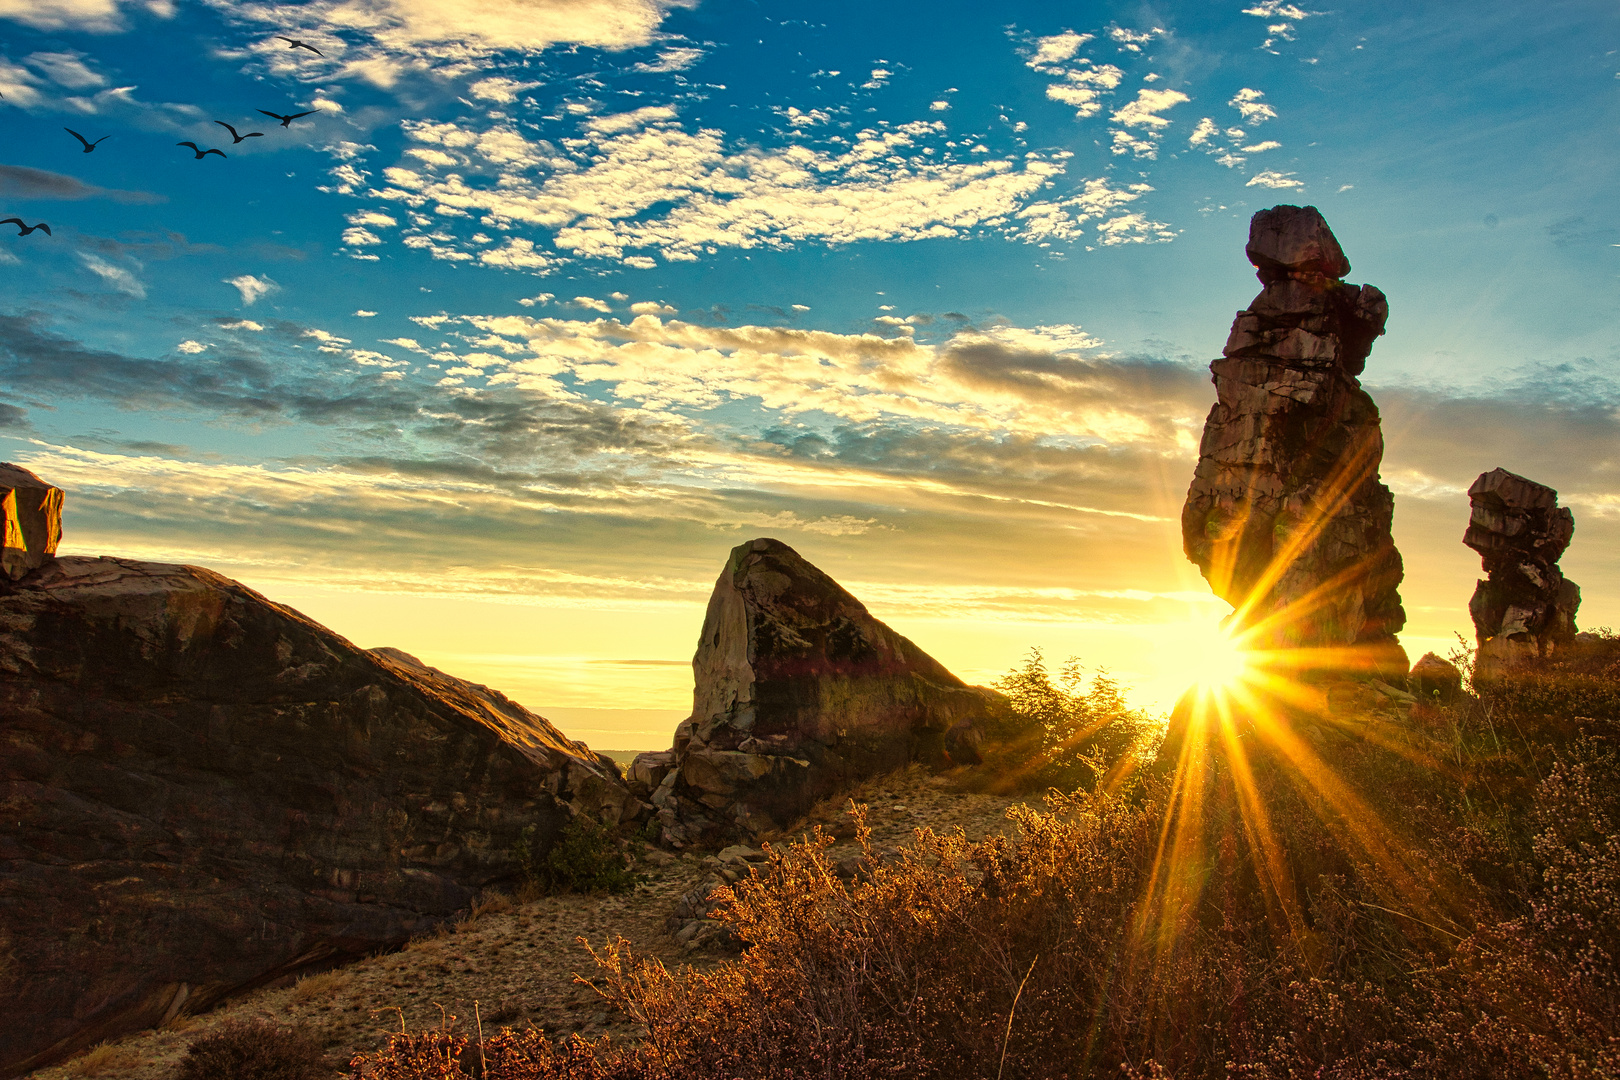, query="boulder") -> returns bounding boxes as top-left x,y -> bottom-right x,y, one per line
0,556 -> 636,1076
1409,652 -> 1463,703
1181,205 -> 1407,679
0,462 -> 62,582
655,538 -> 1003,844
1464,468 -> 1580,678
